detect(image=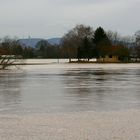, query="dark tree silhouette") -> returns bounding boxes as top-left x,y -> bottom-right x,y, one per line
93,27 -> 111,57
61,24 -> 94,61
